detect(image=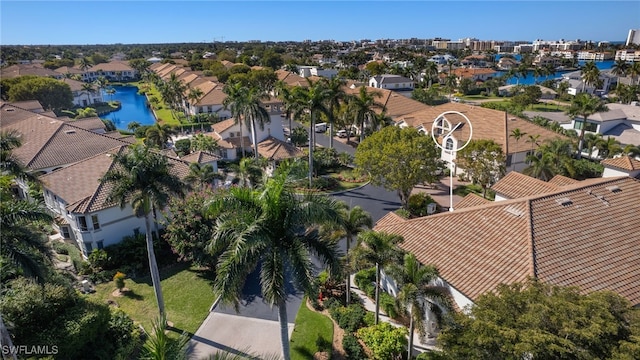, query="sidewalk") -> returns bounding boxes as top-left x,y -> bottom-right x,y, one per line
350,275 -> 439,356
